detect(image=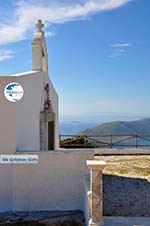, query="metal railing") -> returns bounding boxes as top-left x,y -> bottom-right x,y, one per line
59,134 -> 150,148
